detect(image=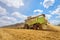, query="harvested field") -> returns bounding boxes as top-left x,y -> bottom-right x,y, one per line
0,27 -> 60,40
